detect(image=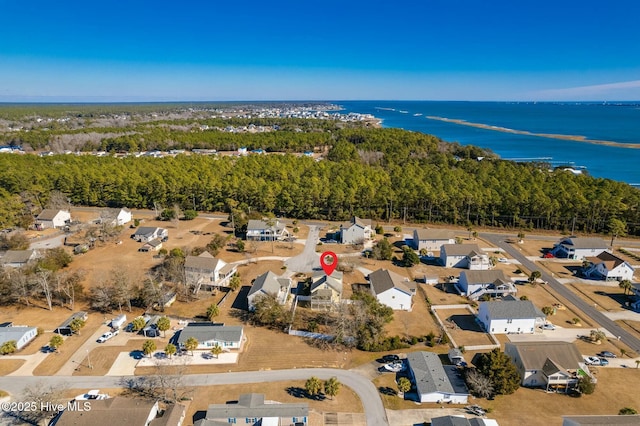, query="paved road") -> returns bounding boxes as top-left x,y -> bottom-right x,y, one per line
284,225 -> 321,273
0,368 -> 388,426
482,232 -> 640,353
